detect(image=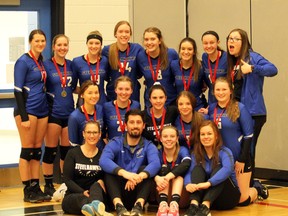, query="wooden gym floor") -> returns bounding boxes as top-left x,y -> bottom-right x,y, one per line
0,180 -> 287,216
